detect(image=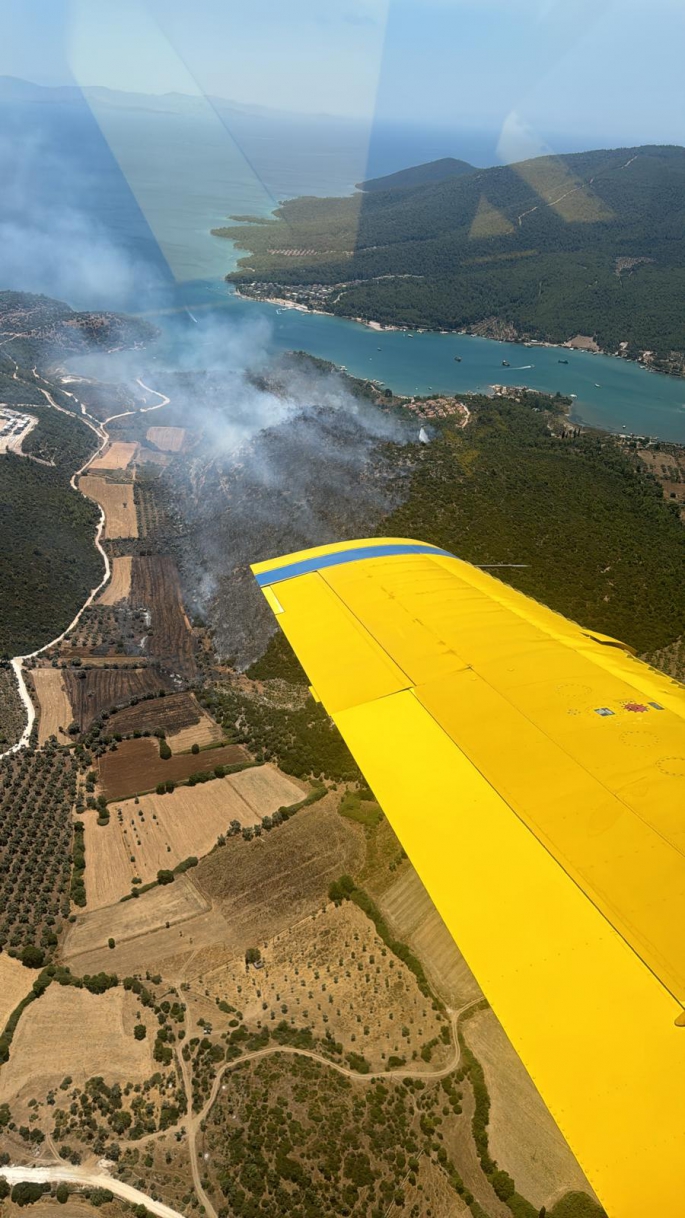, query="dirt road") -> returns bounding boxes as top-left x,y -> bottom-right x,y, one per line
0,1165 -> 185,1218
0,367 -> 170,760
